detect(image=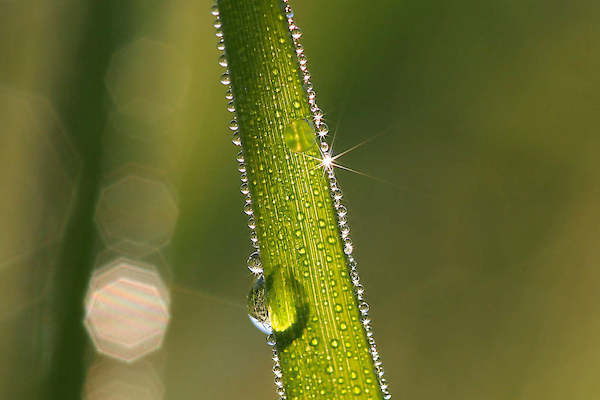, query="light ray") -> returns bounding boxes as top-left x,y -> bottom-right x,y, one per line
329,93 -> 350,153
302,123 -> 435,198
330,161 -> 396,186
331,126 -> 394,162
